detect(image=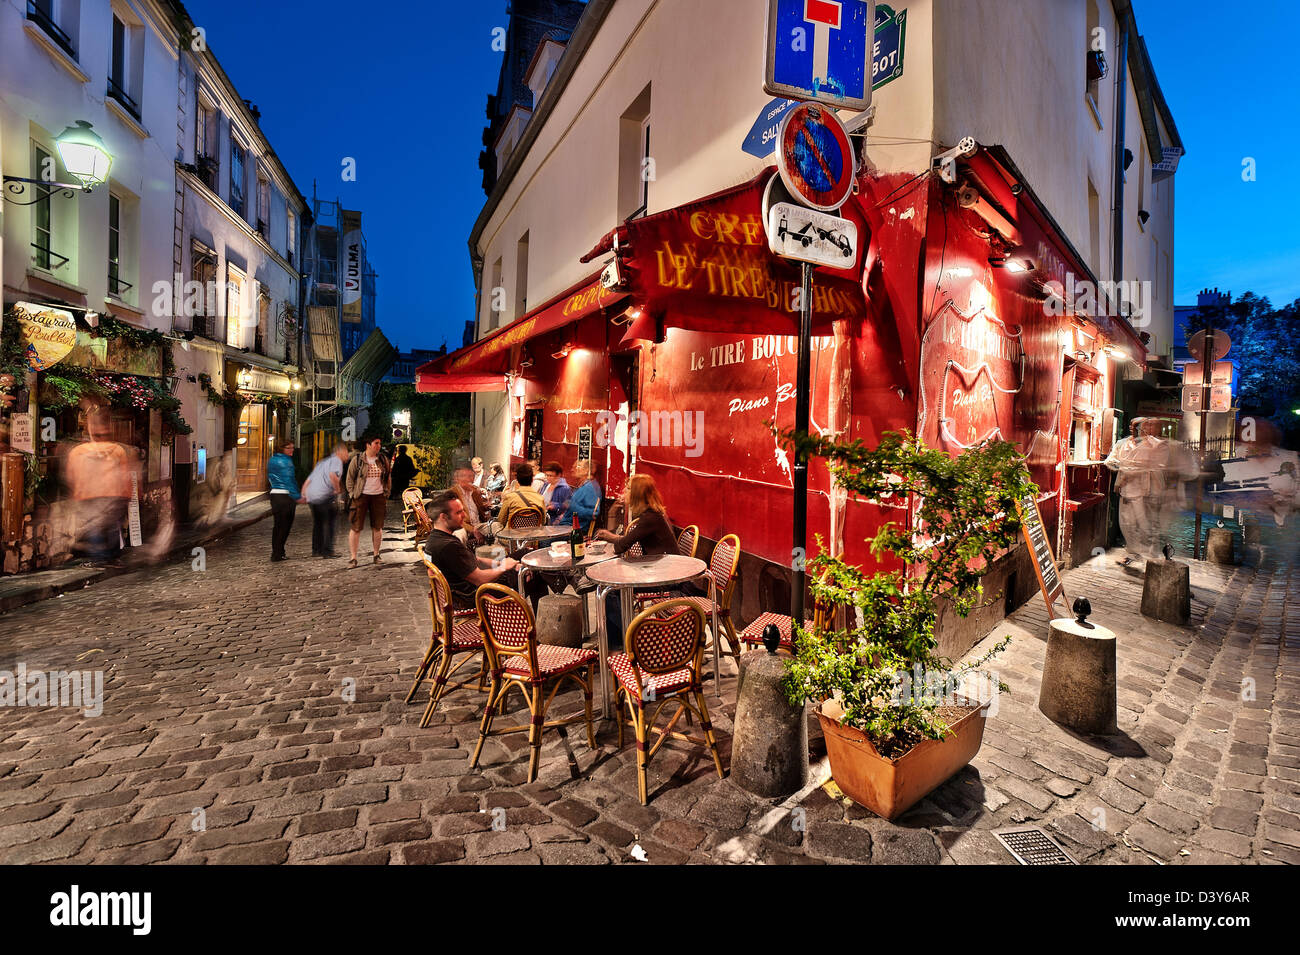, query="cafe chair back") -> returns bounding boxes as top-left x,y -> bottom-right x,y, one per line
506,506 -> 546,530
610,598 -> 725,804
402,487 -> 432,543
471,583 -> 599,783
405,555 -> 488,726
676,524 -> 699,559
